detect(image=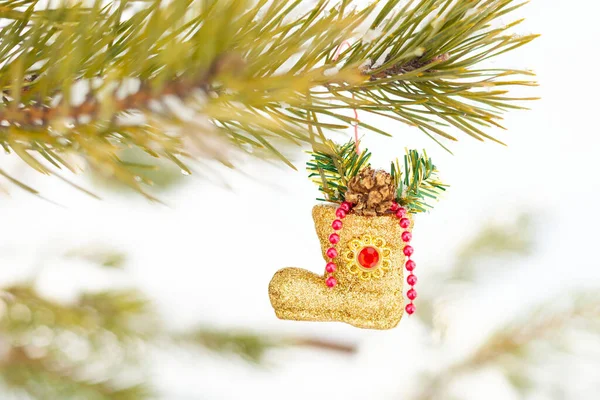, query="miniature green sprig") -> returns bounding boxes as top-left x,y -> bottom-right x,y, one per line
394,149 -> 447,213
309,140 -> 446,213
306,140 -> 371,203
